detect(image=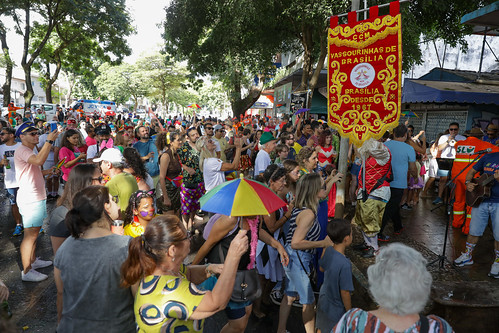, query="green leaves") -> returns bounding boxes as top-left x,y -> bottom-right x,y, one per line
93,53 -> 196,109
